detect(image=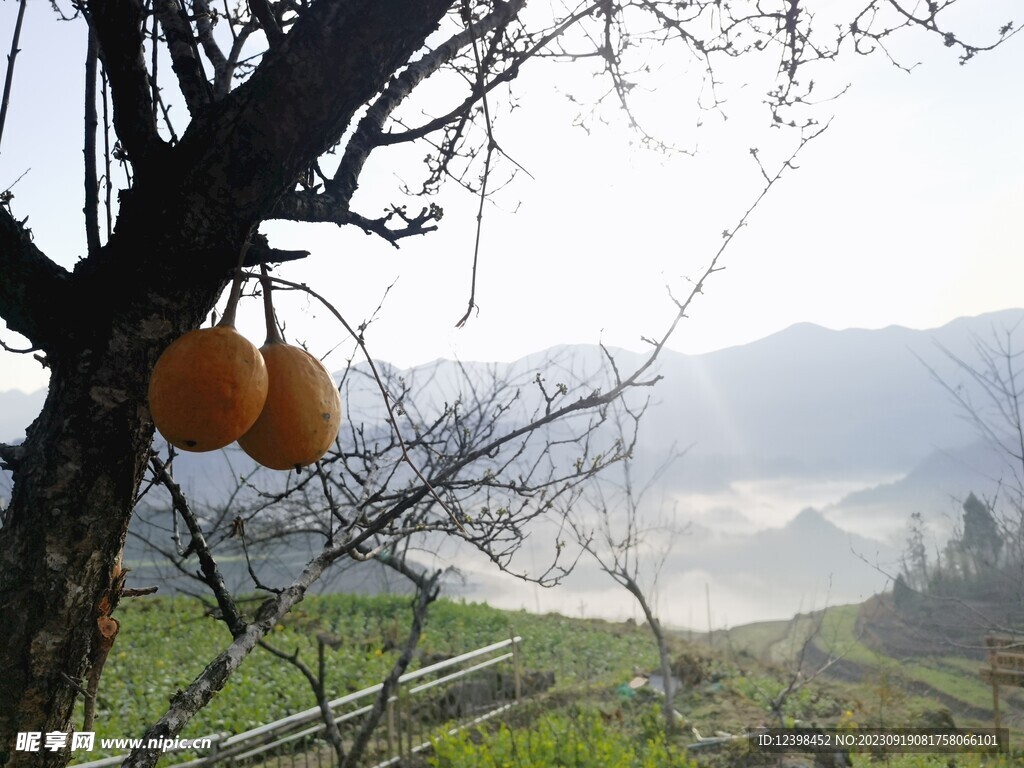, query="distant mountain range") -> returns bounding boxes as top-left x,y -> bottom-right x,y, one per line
627,314 -> 1013,486
4,308 -> 1021,516
4,309 -> 1023,625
